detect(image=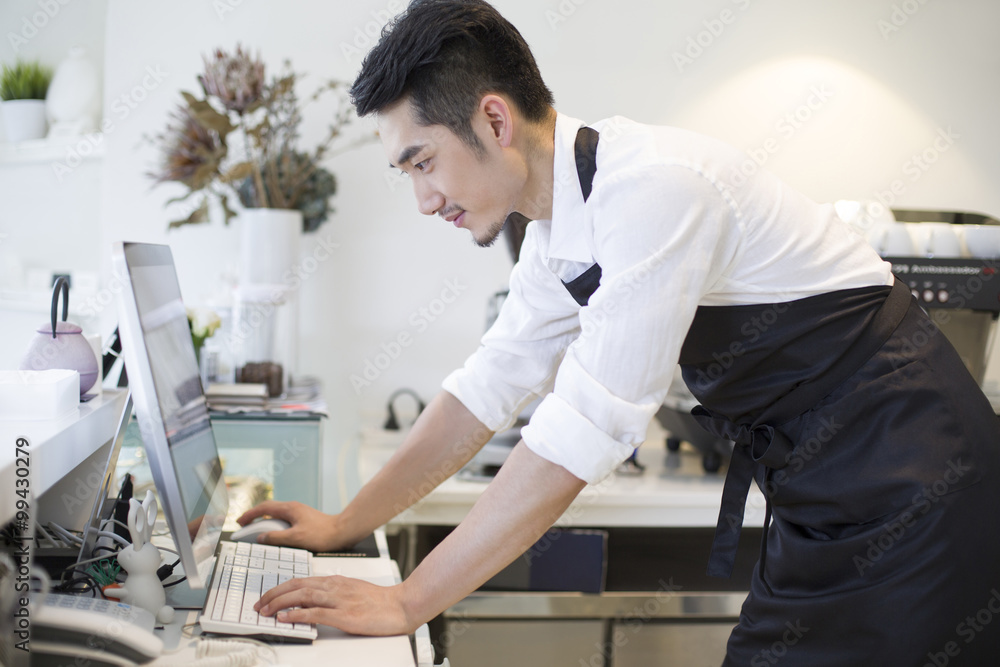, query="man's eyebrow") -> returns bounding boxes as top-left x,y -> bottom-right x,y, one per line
389,144 -> 425,169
